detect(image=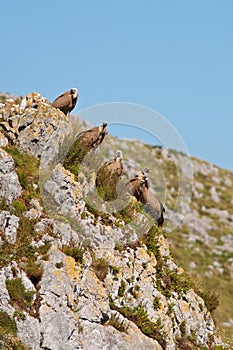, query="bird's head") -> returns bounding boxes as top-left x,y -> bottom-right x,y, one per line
70,88 -> 78,98
115,150 -> 123,161
140,176 -> 150,189
100,121 -> 108,135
